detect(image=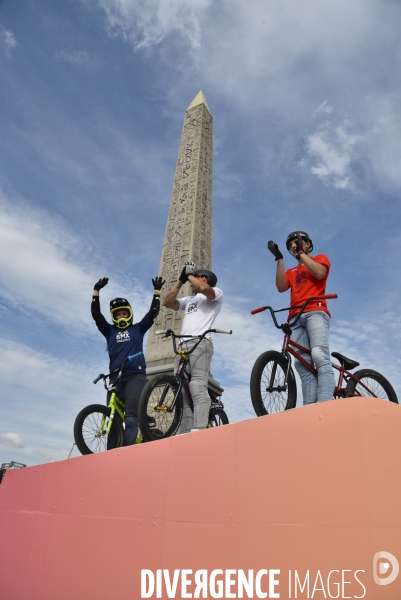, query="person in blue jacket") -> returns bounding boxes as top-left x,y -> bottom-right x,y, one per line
91,276 -> 164,448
